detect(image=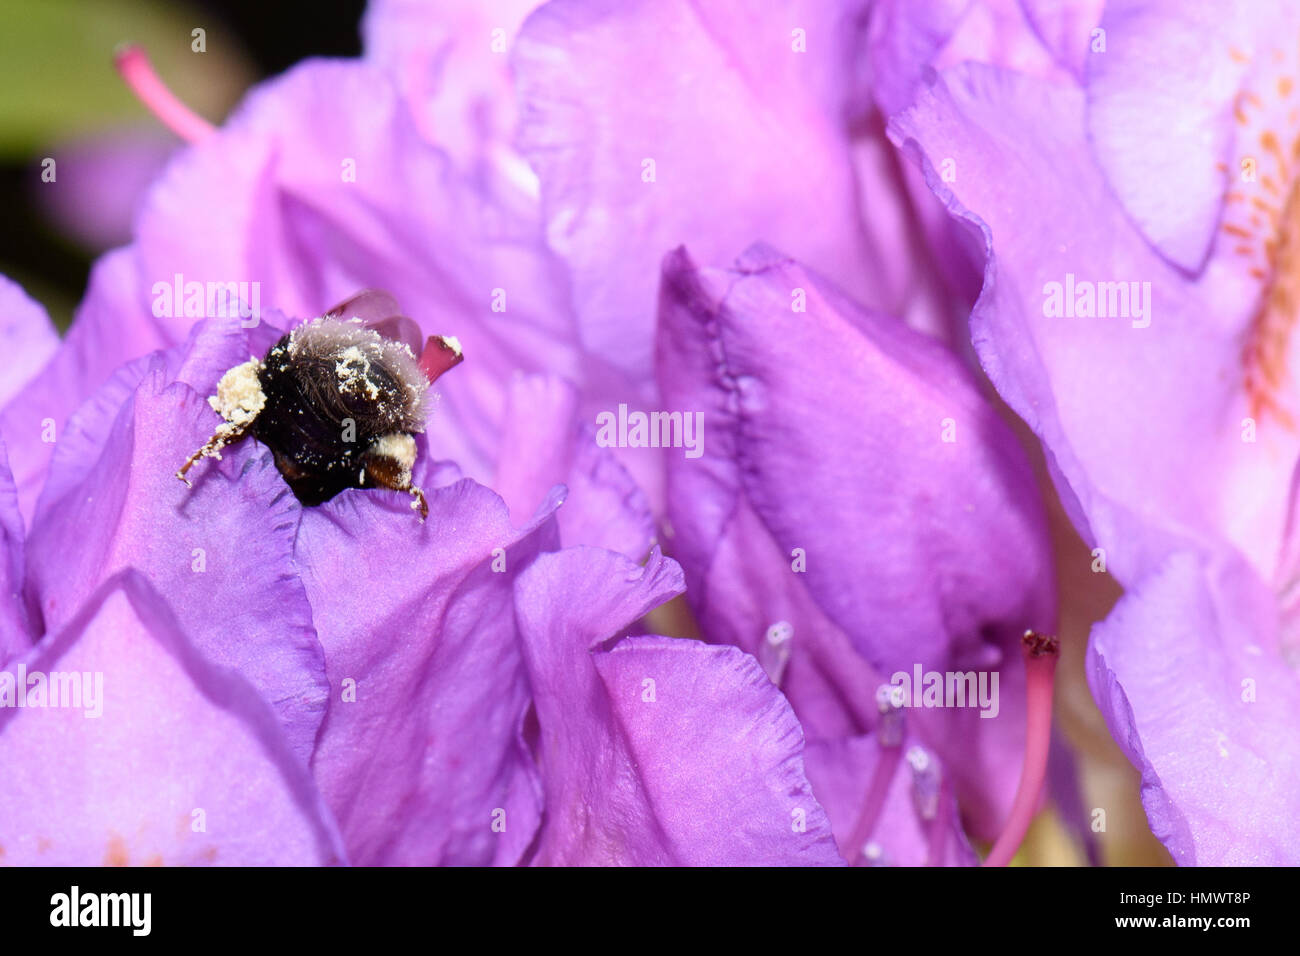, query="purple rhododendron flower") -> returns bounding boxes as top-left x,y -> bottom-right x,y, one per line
888,0 -> 1300,863
0,303 -> 842,866
10,0 -> 1266,873
656,243 -> 1055,857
